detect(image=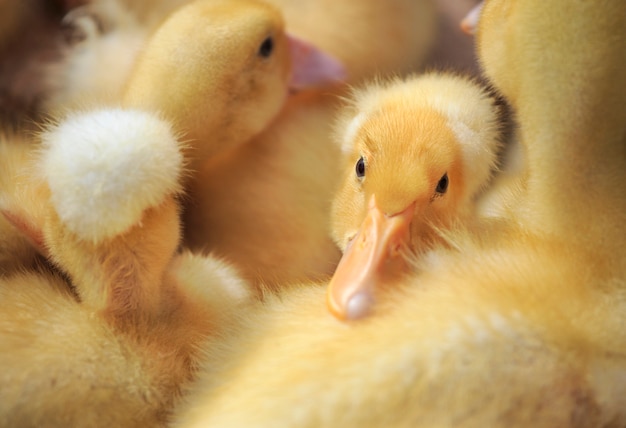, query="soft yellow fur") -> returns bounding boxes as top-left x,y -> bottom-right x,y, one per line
40,0 -> 436,289
171,0 -> 626,426
331,73 -> 502,249
182,0 -> 438,288
183,93 -> 345,288
122,0 -> 295,170
0,136 -> 42,274
0,112 -> 254,426
263,0 -> 436,83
